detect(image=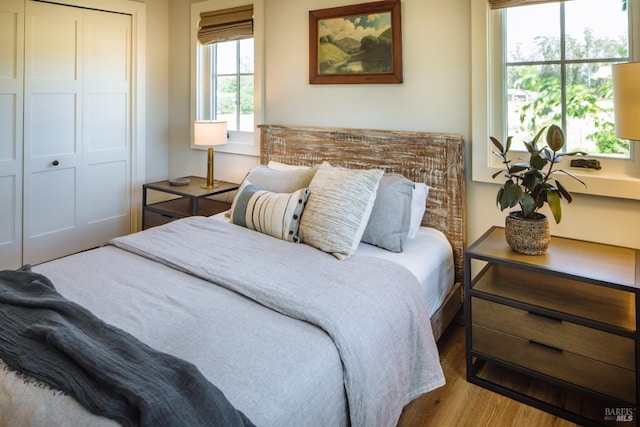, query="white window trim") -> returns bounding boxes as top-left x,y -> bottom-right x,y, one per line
190,0 -> 264,156
471,0 -> 640,200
